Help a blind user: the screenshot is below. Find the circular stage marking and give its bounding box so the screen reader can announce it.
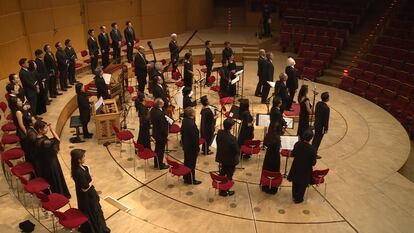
[254,207,261,212]
[167,184,175,189]
[278,209,286,214]
[229,203,237,208]
[186,191,193,196]
[303,210,310,215]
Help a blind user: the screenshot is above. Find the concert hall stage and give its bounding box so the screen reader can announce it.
[1,27,413,233]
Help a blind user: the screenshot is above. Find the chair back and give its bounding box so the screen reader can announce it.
[199,59,206,66]
[161,59,167,65]
[0,101,7,113]
[165,157,178,169]
[133,141,145,152]
[80,50,88,57]
[17,175,29,185]
[52,210,66,220]
[280,149,291,157]
[111,123,120,134]
[244,140,261,148]
[208,76,216,83]
[261,170,283,188]
[209,171,229,184]
[34,191,49,202]
[312,168,329,184]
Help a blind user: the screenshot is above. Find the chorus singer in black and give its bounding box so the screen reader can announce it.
[34,49,50,110]
[98,26,111,69]
[43,44,60,98]
[94,68,110,100]
[297,85,312,139]
[70,149,111,233]
[222,41,234,61]
[270,96,287,134]
[181,107,202,185]
[134,46,149,93]
[205,40,214,85]
[56,42,70,90]
[64,39,78,85]
[286,57,298,110]
[76,83,93,138]
[275,72,289,113]
[254,49,267,97]
[87,29,99,73]
[219,59,230,97]
[312,92,330,155]
[261,52,274,104]
[215,119,239,196]
[183,52,194,89]
[238,99,254,160]
[200,96,216,155]
[152,76,169,109]
[288,129,317,203]
[150,98,170,170]
[182,86,196,109]
[135,93,151,149]
[228,55,237,97]
[7,73,26,102]
[261,123,281,194]
[124,21,136,63]
[169,33,179,73]
[110,22,122,64]
[28,60,47,115]
[19,58,39,116]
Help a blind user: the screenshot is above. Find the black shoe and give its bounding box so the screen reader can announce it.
[192,180,202,185]
[242,154,251,160]
[219,191,228,197]
[316,155,322,159]
[61,88,67,91]
[51,95,57,98]
[294,199,304,204]
[67,85,72,88]
[227,190,235,196]
[157,163,169,170]
[84,133,93,138]
[56,93,63,95]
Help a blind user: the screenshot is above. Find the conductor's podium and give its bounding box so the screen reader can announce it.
[92,99,120,144]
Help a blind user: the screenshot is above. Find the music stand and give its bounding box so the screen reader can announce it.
[281,135,299,177]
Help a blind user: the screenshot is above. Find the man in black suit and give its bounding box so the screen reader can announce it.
[215,119,239,196]
[98,26,110,69]
[169,33,179,73]
[270,96,287,133]
[275,72,289,113]
[134,46,148,93]
[55,42,70,91]
[34,49,50,105]
[149,98,170,170]
[64,39,78,85]
[181,107,202,185]
[254,49,267,97]
[205,40,214,85]
[43,44,60,98]
[124,21,136,63]
[87,29,99,73]
[312,92,330,156]
[110,22,122,64]
[286,57,299,110]
[222,41,233,61]
[94,68,110,100]
[19,58,39,115]
[152,76,169,109]
[261,52,274,104]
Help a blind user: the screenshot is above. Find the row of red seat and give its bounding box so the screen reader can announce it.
[279,0,368,15]
[358,57,414,74]
[376,35,414,51]
[382,27,414,42]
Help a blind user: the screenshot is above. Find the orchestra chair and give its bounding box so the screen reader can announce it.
[306,168,330,202]
[133,141,158,178]
[1,146,25,184]
[35,191,70,221]
[144,99,154,108]
[208,171,235,204]
[0,115,16,134]
[281,149,291,177]
[1,133,20,149]
[199,59,207,75]
[172,70,182,81]
[0,102,16,133]
[260,170,283,193]
[165,156,192,186]
[240,140,261,169]
[199,138,207,154]
[80,50,90,64]
[18,175,50,216]
[111,123,134,158]
[51,209,88,233]
[10,162,34,200]
[208,76,220,93]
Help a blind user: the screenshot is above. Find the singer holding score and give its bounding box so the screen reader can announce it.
[297,85,312,139]
[312,92,330,158]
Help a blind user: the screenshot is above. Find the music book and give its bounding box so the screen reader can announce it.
[165,115,174,125]
[95,97,104,112]
[256,114,270,127]
[267,81,276,88]
[211,134,217,148]
[229,105,240,119]
[281,136,299,150]
[235,69,244,76]
[175,93,183,108]
[103,73,111,85]
[231,76,240,85]
[283,117,294,129]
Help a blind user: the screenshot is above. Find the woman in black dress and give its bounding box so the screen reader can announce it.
[182,86,196,109]
[76,83,93,138]
[183,52,194,89]
[34,120,71,198]
[297,85,312,139]
[228,54,237,97]
[70,149,111,233]
[28,60,47,115]
[238,99,254,160]
[261,123,281,194]
[219,59,230,97]
[135,93,151,149]
[200,96,216,155]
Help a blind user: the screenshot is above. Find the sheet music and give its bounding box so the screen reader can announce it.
[103,73,111,85]
[256,114,270,127]
[189,91,193,97]
[175,93,183,108]
[211,134,217,148]
[283,117,294,129]
[235,69,244,76]
[267,81,276,88]
[231,76,240,85]
[95,97,104,111]
[165,115,174,125]
[281,136,299,150]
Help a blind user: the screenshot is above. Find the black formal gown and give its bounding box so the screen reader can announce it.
[261,135,281,194]
[13,109,33,164]
[73,165,110,233]
[297,98,310,139]
[136,102,151,149]
[35,136,71,198]
[237,111,254,146]
[77,91,91,136]
[200,107,216,154]
[33,70,47,115]
[219,67,230,97]
[228,61,237,97]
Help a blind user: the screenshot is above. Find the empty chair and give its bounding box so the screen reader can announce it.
[383,66,396,79]
[389,59,403,69]
[357,60,370,70]
[133,141,157,176]
[365,54,378,64]
[376,56,390,66]
[298,42,312,56]
[362,71,376,82]
[398,83,414,99]
[240,140,261,169]
[311,44,324,55]
[368,63,383,74]
[317,52,331,67]
[302,67,318,81]
[330,37,344,50]
[374,75,389,87]
[352,80,369,97]
[304,34,317,44]
[307,169,330,201]
[293,33,304,52]
[394,70,409,83]
[390,49,408,60]
[52,209,88,232]
[377,89,397,110]
[406,51,414,64]
[387,79,401,92]
[403,63,414,73]
[165,156,192,184]
[303,51,316,65]
[322,46,337,57]
[112,123,134,153]
[295,57,305,74]
[349,68,363,79]
[339,76,355,92]
[318,35,330,46]
[280,32,290,52]
[401,102,414,125]
[365,84,383,103]
[311,60,324,76]
[389,95,410,117]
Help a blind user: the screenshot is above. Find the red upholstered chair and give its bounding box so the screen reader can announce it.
[365,84,383,103]
[311,59,324,76]
[293,33,304,52]
[361,71,376,83]
[280,149,291,177]
[199,59,207,74]
[80,50,90,63]
[349,68,363,79]
[368,63,383,74]
[280,32,290,52]
[209,76,220,93]
[9,162,34,193]
[35,192,70,212]
[298,42,311,57]
[172,71,181,80]
[52,209,88,232]
[169,123,181,139]
[175,79,184,88]
[301,67,318,81]
[317,52,331,67]
[373,75,389,87]
[133,141,157,177]
[383,66,396,79]
[389,95,409,118]
[209,171,234,198]
[303,51,316,65]
[318,35,330,46]
[311,44,324,55]
[112,123,134,156]
[339,76,355,92]
[357,60,370,70]
[165,156,192,184]
[351,80,369,97]
[331,37,344,50]
[399,83,414,99]
[18,175,50,208]
[377,89,397,110]
[322,46,337,58]
[401,102,414,125]
[387,79,401,92]
[376,56,390,66]
[365,53,378,64]
[394,70,409,83]
[220,97,233,106]
[390,59,403,69]
[144,100,154,108]
[240,140,261,169]
[306,168,330,201]
[260,170,283,191]
[199,138,207,154]
[1,134,20,147]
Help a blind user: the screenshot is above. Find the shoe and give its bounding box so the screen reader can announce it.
[67,85,72,88]
[294,199,304,204]
[51,95,57,98]
[316,155,322,159]
[157,163,169,170]
[56,93,63,95]
[261,100,269,104]
[192,180,202,185]
[84,133,93,138]
[255,94,262,97]
[242,154,251,160]
[219,191,228,197]
[61,88,67,91]
[227,190,235,196]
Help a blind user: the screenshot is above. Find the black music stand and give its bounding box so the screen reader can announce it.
[69,116,85,143]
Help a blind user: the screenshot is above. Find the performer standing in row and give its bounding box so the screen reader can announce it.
[76,83,93,138]
[169,33,179,73]
[150,98,169,170]
[270,96,287,134]
[275,72,289,113]
[94,68,110,100]
[87,29,99,73]
[182,86,196,109]
[152,76,169,109]
[286,57,298,111]
[297,85,311,139]
[34,49,50,106]
[124,21,136,63]
[254,49,267,97]
[200,96,216,155]
[43,44,60,98]
[135,46,149,93]
[222,41,233,61]
[28,60,47,115]
[135,93,151,149]
[215,119,238,196]
[219,59,230,97]
[19,58,38,116]
[312,92,330,156]
[64,39,78,85]
[261,123,281,194]
[7,74,25,102]
[238,99,254,160]
[261,52,274,104]
[204,40,214,86]
[288,129,317,204]
[183,52,194,89]
[110,22,122,64]
[228,55,237,97]
[181,107,202,185]
[56,42,70,91]
[98,26,111,69]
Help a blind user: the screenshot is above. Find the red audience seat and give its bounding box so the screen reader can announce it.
[399,83,414,99]
[311,60,324,76]
[312,44,324,55]
[293,33,304,51]
[374,75,389,87]
[317,52,331,67]
[366,54,378,64]
[362,71,376,82]
[350,68,363,79]
[395,70,409,83]
[280,32,290,52]
[357,60,370,70]
[389,95,410,117]
[352,79,369,97]
[319,36,330,46]
[377,89,397,110]
[376,56,390,66]
[365,84,383,103]
[302,67,318,81]
[322,46,337,57]
[403,63,414,73]
[303,51,316,65]
[383,66,396,79]
[388,79,402,92]
[369,63,383,73]
[339,76,355,91]
[389,59,403,69]
[298,42,311,56]
[331,37,344,50]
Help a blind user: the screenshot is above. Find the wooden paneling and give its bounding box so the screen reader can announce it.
[185,0,213,30]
